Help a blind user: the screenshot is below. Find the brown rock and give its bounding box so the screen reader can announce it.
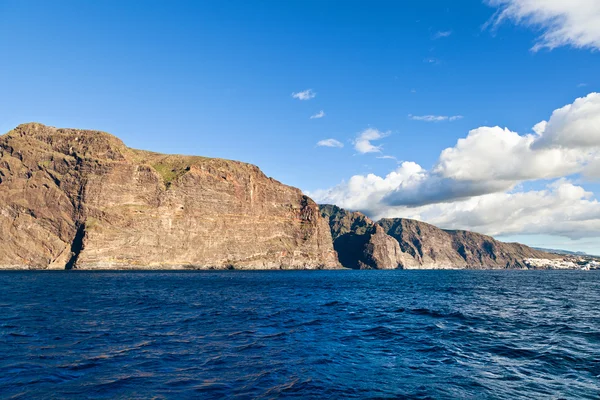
[321,204,560,269]
[377,218,559,269]
[320,204,407,269]
[360,225,413,270]
[0,123,339,270]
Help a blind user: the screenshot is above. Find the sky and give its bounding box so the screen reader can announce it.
[1,0,599,253]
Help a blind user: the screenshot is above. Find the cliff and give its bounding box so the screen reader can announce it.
[377,218,557,269]
[320,204,559,269]
[0,123,339,269]
[0,122,562,271]
[320,205,416,269]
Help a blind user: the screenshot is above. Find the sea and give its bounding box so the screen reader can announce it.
[1,270,599,399]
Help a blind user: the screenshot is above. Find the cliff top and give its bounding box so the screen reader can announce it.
[2,123,282,188]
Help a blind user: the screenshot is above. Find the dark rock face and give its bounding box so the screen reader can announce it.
[320,205,413,269]
[321,205,559,269]
[0,123,339,269]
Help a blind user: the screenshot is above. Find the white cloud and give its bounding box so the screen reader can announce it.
[435,126,585,182]
[532,92,600,149]
[316,139,343,148]
[310,110,325,119]
[310,162,427,214]
[353,128,390,154]
[291,89,316,100]
[312,176,600,240]
[435,93,600,182]
[409,114,463,122]
[311,92,600,240]
[487,0,600,51]
[311,161,510,212]
[433,30,453,39]
[414,180,600,239]
[584,157,600,178]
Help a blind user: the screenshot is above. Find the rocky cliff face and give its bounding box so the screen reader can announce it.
[0,123,339,269]
[377,218,556,269]
[321,204,559,269]
[0,123,561,271]
[320,205,417,269]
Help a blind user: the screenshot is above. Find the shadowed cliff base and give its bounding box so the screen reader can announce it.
[65,224,85,270]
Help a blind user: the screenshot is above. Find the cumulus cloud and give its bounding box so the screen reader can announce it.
[413,180,600,239]
[316,139,344,148]
[310,110,326,119]
[409,114,463,122]
[310,92,600,239]
[434,93,600,184]
[353,128,390,154]
[432,30,453,39]
[487,0,600,51]
[434,126,585,182]
[291,89,316,100]
[310,162,427,215]
[312,177,600,240]
[384,175,512,207]
[532,92,600,149]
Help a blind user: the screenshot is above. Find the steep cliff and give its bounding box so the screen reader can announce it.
[320,205,417,269]
[0,123,339,269]
[321,205,559,269]
[377,218,557,269]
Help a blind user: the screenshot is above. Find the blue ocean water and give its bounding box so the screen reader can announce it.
[1,270,599,399]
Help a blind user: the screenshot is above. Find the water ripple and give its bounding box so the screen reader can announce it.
[0,270,599,399]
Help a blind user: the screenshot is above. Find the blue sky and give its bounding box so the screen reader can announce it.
[1,1,599,253]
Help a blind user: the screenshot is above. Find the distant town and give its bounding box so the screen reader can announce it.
[525,255,600,270]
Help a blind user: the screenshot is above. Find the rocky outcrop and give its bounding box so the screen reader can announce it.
[321,205,560,269]
[320,205,416,269]
[0,123,339,269]
[377,218,557,269]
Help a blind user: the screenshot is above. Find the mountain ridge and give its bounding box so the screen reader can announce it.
[320,204,560,269]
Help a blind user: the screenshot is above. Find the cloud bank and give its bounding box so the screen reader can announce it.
[310,93,600,239]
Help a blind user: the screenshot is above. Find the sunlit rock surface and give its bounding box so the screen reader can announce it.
[0,123,339,269]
